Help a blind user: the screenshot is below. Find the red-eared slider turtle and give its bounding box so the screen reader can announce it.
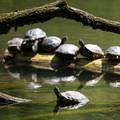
[23,28,47,52]
[54,87,89,105]
[79,40,104,59]
[55,44,79,60]
[39,36,67,53]
[105,46,120,61]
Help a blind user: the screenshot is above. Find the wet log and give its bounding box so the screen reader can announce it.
[0,92,31,105]
[0,0,120,34]
[83,58,120,75]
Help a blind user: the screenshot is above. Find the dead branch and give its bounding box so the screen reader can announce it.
[0,0,120,34]
[0,92,31,105]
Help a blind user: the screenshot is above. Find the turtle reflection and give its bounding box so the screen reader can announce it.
[54,102,88,113]
[76,70,104,89]
[104,73,120,88]
[4,64,77,88]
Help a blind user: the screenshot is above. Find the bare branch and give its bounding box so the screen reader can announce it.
[0,0,120,34]
[0,92,31,105]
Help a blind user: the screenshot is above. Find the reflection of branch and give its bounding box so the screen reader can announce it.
[0,0,120,34]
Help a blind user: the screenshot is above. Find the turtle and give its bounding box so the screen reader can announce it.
[25,28,46,41]
[54,87,89,105]
[79,40,104,59]
[55,44,79,60]
[23,28,47,53]
[105,46,120,61]
[7,37,24,51]
[3,37,24,62]
[39,36,68,53]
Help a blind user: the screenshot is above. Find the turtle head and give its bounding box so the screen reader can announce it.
[79,39,85,48]
[61,36,68,44]
[54,87,61,98]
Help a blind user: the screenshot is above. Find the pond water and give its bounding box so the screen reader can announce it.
[0,0,120,120]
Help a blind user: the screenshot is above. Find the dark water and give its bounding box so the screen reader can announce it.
[0,0,120,120]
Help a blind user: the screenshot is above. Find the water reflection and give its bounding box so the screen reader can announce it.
[4,62,120,89]
[54,103,87,113]
[76,70,104,89]
[104,73,120,88]
[4,63,77,89]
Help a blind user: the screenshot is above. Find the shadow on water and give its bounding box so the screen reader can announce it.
[76,70,104,89]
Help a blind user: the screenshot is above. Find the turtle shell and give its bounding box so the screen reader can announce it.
[8,37,24,50]
[56,44,79,55]
[55,44,79,59]
[106,46,120,56]
[61,91,89,103]
[80,43,104,59]
[85,44,104,55]
[105,46,120,60]
[25,28,46,41]
[42,36,62,48]
[40,36,62,52]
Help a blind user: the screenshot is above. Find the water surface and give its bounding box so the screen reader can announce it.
[0,0,120,120]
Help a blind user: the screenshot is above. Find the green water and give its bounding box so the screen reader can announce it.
[0,0,120,120]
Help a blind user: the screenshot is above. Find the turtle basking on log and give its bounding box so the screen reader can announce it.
[25,28,46,41]
[105,46,120,61]
[39,36,67,53]
[22,28,47,53]
[79,40,104,60]
[3,37,24,62]
[55,44,80,60]
[7,37,24,52]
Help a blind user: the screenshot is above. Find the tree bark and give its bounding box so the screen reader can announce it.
[0,0,120,34]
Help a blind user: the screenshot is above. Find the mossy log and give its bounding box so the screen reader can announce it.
[0,0,120,34]
[0,92,31,105]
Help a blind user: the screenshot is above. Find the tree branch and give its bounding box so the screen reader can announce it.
[0,0,120,34]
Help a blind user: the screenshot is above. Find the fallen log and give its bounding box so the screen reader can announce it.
[3,53,120,75]
[0,92,31,105]
[0,0,120,34]
[31,54,120,75]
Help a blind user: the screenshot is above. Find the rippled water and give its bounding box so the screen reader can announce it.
[0,0,120,120]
